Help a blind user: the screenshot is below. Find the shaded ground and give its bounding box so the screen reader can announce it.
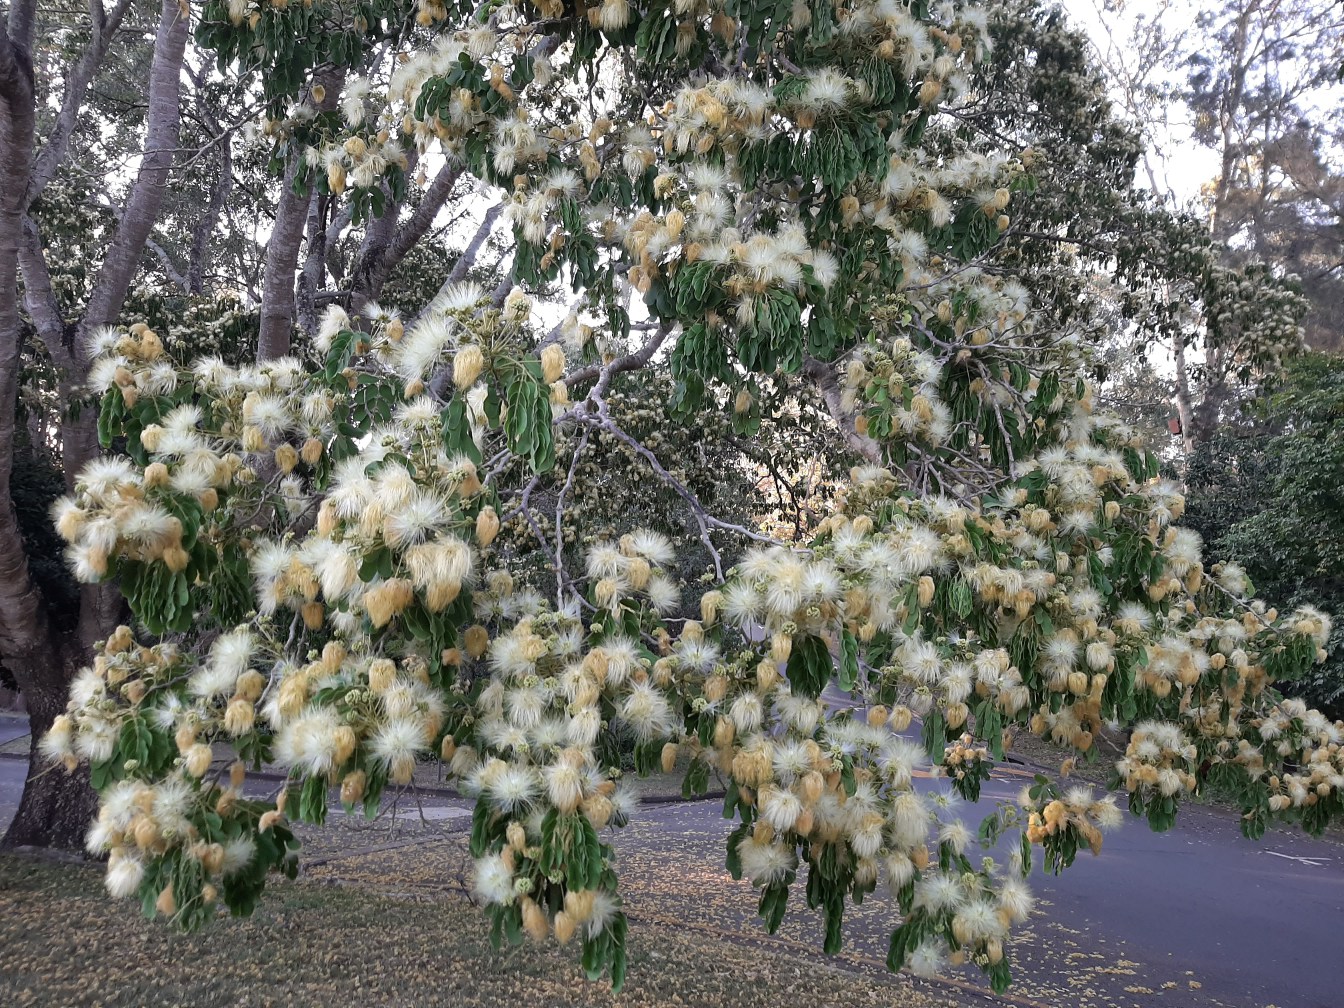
[3,710,1341,1008]
[0,850,968,1008]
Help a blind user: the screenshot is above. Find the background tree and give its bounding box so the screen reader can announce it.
[1183,351,1344,716]
[1072,0,1344,445]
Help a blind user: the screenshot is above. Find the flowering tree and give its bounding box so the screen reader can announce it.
[31,0,1342,996]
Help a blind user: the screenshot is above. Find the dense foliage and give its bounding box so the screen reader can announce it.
[27,0,1342,998]
[1184,353,1344,717]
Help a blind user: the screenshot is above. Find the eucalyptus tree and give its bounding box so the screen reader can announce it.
[1068,0,1344,444]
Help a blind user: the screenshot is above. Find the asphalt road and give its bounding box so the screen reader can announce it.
[610,782,1342,1008]
[1,739,1339,1008]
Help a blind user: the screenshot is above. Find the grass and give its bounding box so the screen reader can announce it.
[0,853,971,1008]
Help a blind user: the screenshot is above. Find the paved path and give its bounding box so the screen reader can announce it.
[1,752,1338,1008]
[0,714,29,747]
[611,784,1342,1008]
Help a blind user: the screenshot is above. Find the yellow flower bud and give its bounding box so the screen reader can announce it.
[274,443,299,473]
[476,506,500,547]
[465,625,489,659]
[540,343,566,384]
[184,743,213,778]
[454,344,485,389]
[154,884,176,917]
[340,769,367,805]
[143,462,170,489]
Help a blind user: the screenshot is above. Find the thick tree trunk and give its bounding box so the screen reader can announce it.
[2,647,96,852]
[1,0,187,850]
[257,154,313,359]
[0,2,95,851]
[257,66,343,360]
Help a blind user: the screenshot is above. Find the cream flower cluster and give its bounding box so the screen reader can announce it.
[1247,697,1344,812]
[673,612,1042,974]
[842,337,951,446]
[40,633,286,915]
[1022,784,1124,853]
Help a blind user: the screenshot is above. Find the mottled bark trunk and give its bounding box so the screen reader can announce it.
[257,66,343,360]
[257,155,313,359]
[77,0,188,341]
[1172,335,1197,456]
[2,646,97,852]
[0,2,95,851]
[295,191,328,337]
[2,0,186,849]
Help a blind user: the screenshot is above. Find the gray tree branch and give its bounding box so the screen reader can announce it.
[25,0,135,208]
[257,65,343,360]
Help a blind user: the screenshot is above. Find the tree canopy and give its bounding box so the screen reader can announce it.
[2,0,1341,998]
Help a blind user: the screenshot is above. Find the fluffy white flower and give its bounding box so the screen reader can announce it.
[105,854,145,899]
[737,835,796,885]
[274,707,344,775]
[471,853,515,905]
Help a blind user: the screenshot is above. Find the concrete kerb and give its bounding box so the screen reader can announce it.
[239,765,727,805]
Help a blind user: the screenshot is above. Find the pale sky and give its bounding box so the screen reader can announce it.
[1057,0,1223,207]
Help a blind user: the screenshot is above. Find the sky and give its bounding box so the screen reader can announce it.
[1056,0,1223,206]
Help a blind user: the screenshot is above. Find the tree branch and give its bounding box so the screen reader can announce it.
[801,356,881,463]
[258,65,344,360]
[188,125,232,295]
[146,235,189,292]
[77,0,189,339]
[348,157,467,311]
[25,0,135,208]
[17,216,72,372]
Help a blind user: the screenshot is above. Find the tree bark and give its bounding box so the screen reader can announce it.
[1172,335,1197,456]
[188,131,233,295]
[348,158,463,311]
[77,0,188,342]
[257,66,343,360]
[0,2,97,852]
[1,0,188,850]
